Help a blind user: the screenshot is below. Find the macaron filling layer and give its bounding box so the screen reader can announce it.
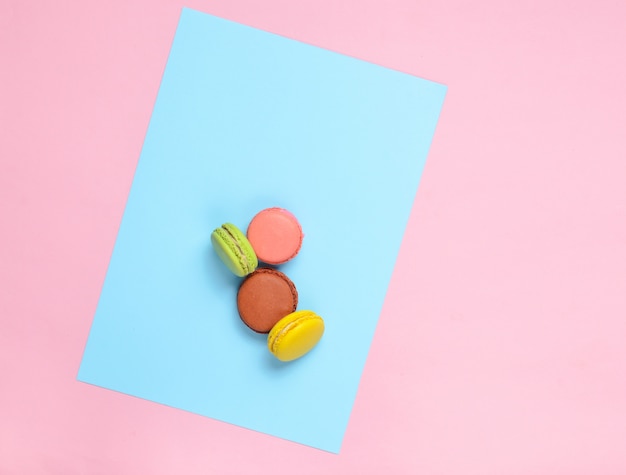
[221,224,252,274]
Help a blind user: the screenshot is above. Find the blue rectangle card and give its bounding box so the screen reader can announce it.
[78,8,446,453]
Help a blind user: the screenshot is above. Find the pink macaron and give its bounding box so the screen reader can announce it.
[247,208,303,265]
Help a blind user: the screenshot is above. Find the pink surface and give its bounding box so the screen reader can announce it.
[1,0,625,473]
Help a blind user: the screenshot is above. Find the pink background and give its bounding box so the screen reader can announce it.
[2,0,625,473]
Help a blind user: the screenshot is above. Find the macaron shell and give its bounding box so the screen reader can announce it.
[237,268,298,333]
[247,208,303,265]
[268,310,325,362]
[211,224,258,277]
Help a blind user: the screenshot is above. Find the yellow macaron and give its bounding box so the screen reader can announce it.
[267,310,324,362]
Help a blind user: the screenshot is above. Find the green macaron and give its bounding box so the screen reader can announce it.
[211,223,258,277]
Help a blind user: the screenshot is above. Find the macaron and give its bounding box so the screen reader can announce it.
[247,207,303,265]
[211,223,258,277]
[237,268,298,333]
[267,310,325,362]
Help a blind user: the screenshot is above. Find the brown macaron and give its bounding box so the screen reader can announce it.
[237,268,298,333]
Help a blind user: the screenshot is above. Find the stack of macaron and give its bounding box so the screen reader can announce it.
[211,207,324,362]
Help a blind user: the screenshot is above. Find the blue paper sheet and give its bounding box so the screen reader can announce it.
[78,8,446,453]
